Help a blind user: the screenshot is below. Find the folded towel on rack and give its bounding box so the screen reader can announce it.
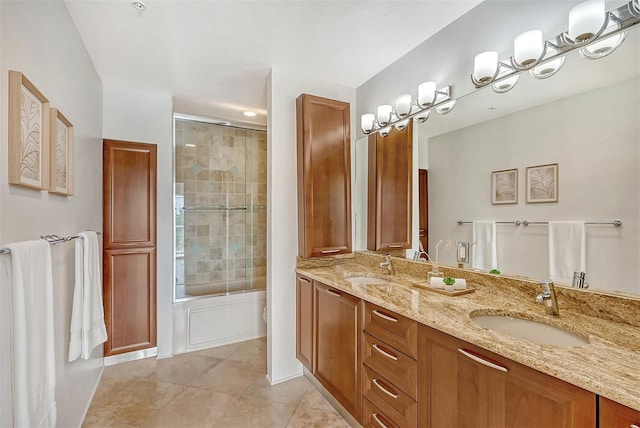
[5,240,57,428]
[548,221,586,284]
[69,231,108,361]
[472,221,497,271]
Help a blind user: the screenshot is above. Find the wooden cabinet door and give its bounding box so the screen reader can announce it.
[314,281,361,421]
[599,397,640,428]
[296,94,352,257]
[418,169,428,252]
[103,140,157,356]
[419,325,596,428]
[367,122,413,251]
[296,274,313,370]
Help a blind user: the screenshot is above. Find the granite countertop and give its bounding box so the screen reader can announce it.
[296,253,640,411]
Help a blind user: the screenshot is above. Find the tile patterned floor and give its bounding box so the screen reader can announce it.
[83,338,350,428]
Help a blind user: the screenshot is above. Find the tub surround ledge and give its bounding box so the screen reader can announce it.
[296,252,640,411]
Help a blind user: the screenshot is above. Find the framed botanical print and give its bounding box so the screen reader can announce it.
[526,163,559,203]
[49,108,74,196]
[8,70,50,190]
[491,168,518,204]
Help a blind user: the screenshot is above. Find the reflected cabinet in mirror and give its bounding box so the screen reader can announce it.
[354,27,639,297]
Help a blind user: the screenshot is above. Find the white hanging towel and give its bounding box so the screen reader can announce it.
[472,221,497,271]
[69,231,107,361]
[5,240,57,428]
[548,221,586,284]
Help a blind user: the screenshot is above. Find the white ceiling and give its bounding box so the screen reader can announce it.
[64,0,482,126]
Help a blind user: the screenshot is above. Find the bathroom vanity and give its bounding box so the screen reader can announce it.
[296,252,640,427]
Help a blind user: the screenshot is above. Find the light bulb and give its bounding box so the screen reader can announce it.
[417,82,437,108]
[395,94,412,118]
[514,30,544,66]
[568,0,605,42]
[473,51,499,84]
[361,113,375,134]
[376,105,392,127]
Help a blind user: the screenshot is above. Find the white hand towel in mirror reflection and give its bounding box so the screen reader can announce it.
[472,221,497,271]
[548,221,586,284]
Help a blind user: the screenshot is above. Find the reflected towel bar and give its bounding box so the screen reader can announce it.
[0,231,102,255]
[521,220,622,227]
[457,220,522,225]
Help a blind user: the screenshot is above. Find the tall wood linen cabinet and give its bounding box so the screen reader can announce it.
[103,139,157,356]
[296,94,352,257]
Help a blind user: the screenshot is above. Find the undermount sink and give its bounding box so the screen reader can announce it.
[345,275,390,285]
[471,314,589,347]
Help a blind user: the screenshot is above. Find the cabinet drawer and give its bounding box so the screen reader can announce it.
[363,365,417,428]
[364,302,417,359]
[363,398,400,428]
[363,332,417,399]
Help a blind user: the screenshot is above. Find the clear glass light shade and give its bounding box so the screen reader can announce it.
[435,100,456,115]
[361,113,375,134]
[395,94,412,118]
[473,51,499,83]
[379,126,392,137]
[376,105,393,127]
[530,55,566,79]
[414,110,431,124]
[492,74,520,93]
[514,30,544,66]
[417,82,437,108]
[568,0,605,42]
[394,119,410,131]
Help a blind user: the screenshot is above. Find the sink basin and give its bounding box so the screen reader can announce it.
[345,276,389,285]
[471,314,589,347]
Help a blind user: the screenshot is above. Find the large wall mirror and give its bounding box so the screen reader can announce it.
[354,23,639,297]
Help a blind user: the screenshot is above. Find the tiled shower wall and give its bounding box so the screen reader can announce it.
[175,119,267,287]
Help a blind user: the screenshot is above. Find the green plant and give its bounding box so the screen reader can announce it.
[443,277,456,286]
[489,269,501,275]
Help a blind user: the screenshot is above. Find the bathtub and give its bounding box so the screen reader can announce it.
[176,277,266,300]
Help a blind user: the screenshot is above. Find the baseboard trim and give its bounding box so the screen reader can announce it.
[104,347,158,366]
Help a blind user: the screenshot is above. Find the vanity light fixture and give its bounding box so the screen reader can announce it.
[472,51,499,86]
[376,104,393,127]
[361,84,452,136]
[512,30,546,69]
[567,0,606,42]
[395,94,412,118]
[472,0,639,89]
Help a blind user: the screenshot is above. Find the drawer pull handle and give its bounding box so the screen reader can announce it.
[458,348,508,372]
[372,378,399,399]
[321,249,340,254]
[373,343,398,361]
[372,413,389,428]
[372,309,398,323]
[630,425,639,428]
[299,277,310,283]
[388,244,403,248]
[326,289,341,298]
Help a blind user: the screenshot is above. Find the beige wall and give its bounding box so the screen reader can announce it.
[0,1,104,426]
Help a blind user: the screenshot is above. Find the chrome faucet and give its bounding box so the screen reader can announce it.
[380,255,395,275]
[536,281,560,315]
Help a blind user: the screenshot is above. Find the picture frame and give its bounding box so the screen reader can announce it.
[8,70,50,190]
[49,108,74,195]
[526,163,559,203]
[491,168,518,204]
